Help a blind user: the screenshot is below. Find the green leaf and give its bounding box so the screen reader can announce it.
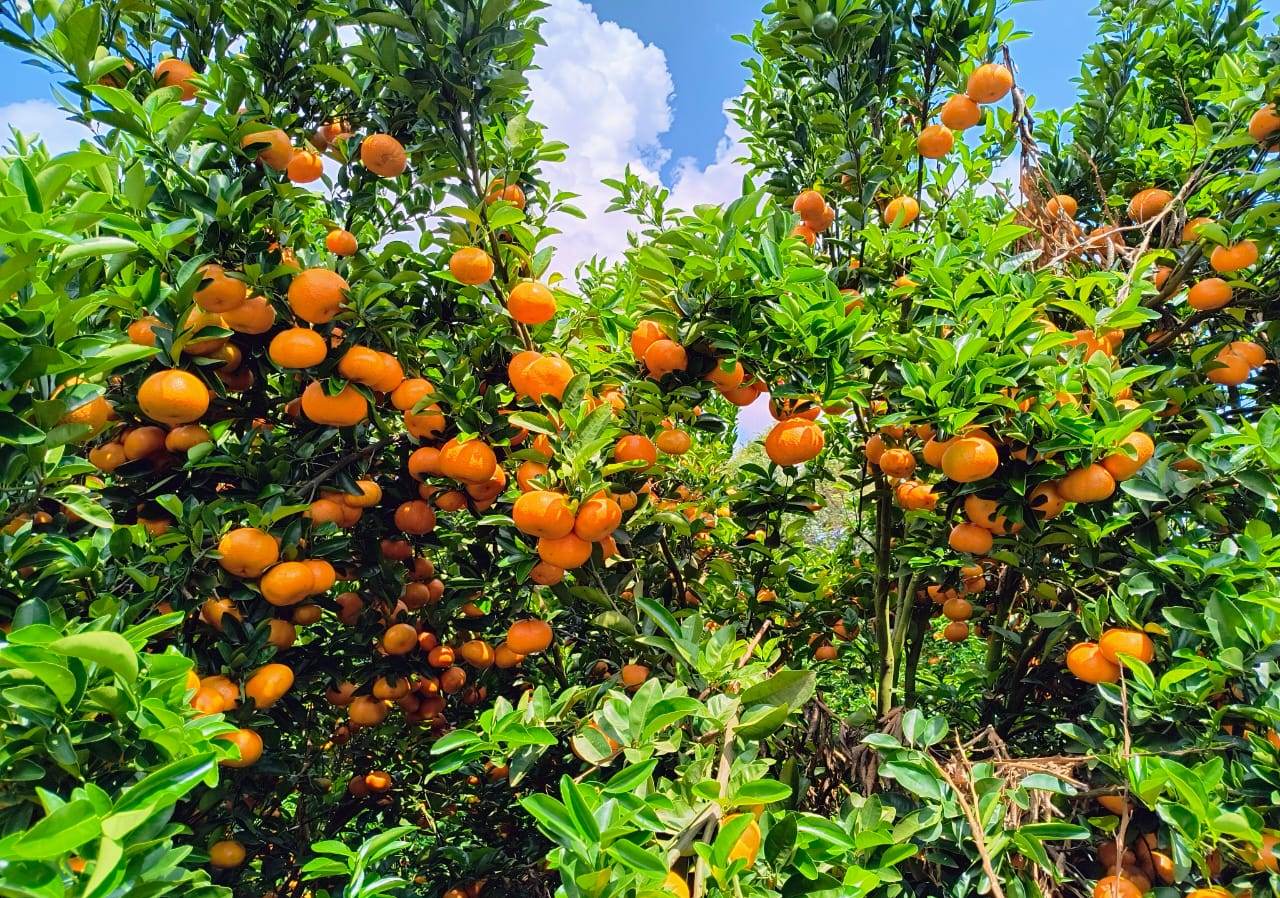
[733,779,793,805]
[0,799,100,859]
[48,631,138,681]
[57,237,138,263]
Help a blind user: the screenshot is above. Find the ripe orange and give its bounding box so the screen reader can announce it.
[300,381,368,427]
[948,522,993,555]
[360,133,407,176]
[966,63,1013,103]
[405,404,446,439]
[245,663,294,708]
[941,437,998,482]
[241,128,293,170]
[878,447,916,478]
[449,247,494,285]
[122,426,166,460]
[943,621,970,642]
[1128,187,1173,222]
[407,446,443,480]
[963,495,1009,534]
[343,480,382,508]
[89,442,127,472]
[1058,464,1116,503]
[1098,628,1155,665]
[1249,831,1279,872]
[630,319,667,360]
[394,500,436,535]
[939,93,981,130]
[260,562,315,606]
[664,872,690,898]
[218,727,263,767]
[218,296,274,335]
[287,149,324,183]
[486,180,527,208]
[288,269,348,323]
[302,558,336,592]
[943,597,973,621]
[917,124,954,158]
[1066,642,1121,684]
[614,434,658,470]
[723,814,762,866]
[1028,482,1065,520]
[459,640,495,668]
[530,561,563,586]
[510,351,574,400]
[538,533,593,569]
[209,839,246,869]
[391,378,435,411]
[438,437,498,485]
[792,189,825,220]
[382,623,418,655]
[1187,277,1232,311]
[1248,104,1280,143]
[269,328,327,368]
[764,418,825,466]
[643,339,688,378]
[620,663,649,689]
[1207,348,1250,386]
[1209,240,1258,273]
[349,695,389,727]
[883,195,919,227]
[1092,876,1141,898]
[1046,194,1078,218]
[574,495,622,542]
[704,359,745,391]
[126,315,162,346]
[154,58,198,100]
[325,228,358,256]
[512,490,575,539]
[655,428,692,455]
[217,527,278,578]
[200,597,241,631]
[507,281,557,325]
[1101,431,1155,481]
[194,264,247,313]
[138,369,210,425]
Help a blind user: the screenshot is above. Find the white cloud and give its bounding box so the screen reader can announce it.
[0,99,92,155]
[529,0,748,274]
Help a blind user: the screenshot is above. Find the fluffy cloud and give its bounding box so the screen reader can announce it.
[0,99,92,155]
[529,0,748,273]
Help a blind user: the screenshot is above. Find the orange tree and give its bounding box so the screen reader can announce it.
[2,0,1280,897]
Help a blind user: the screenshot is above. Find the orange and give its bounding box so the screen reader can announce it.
[360,133,407,177]
[664,872,690,898]
[630,319,668,360]
[364,770,392,792]
[245,663,294,708]
[643,339,688,378]
[122,426,166,460]
[814,644,837,661]
[943,621,970,642]
[221,295,276,334]
[538,533,592,569]
[300,381,368,427]
[792,190,825,220]
[1058,464,1116,503]
[512,490,575,539]
[515,461,547,492]
[391,378,436,411]
[1207,348,1249,386]
[655,428,692,455]
[240,128,293,170]
[260,562,315,606]
[394,500,437,535]
[438,437,497,484]
[194,264,247,312]
[337,346,386,385]
[1092,877,1141,898]
[722,814,762,866]
[620,663,649,689]
[1187,277,1232,311]
[530,562,563,586]
[1226,340,1266,369]
[878,447,916,478]
[917,124,954,159]
[127,315,162,346]
[1128,188,1173,222]
[764,418,825,466]
[615,434,658,469]
[948,523,993,555]
[449,246,494,285]
[508,281,557,325]
[303,558,336,592]
[941,437,998,482]
[89,442,127,472]
[325,681,357,706]
[883,195,919,227]
[288,269,348,323]
[407,446,442,479]
[439,666,467,694]
[963,495,1009,534]
[574,495,622,542]
[287,149,324,183]
[459,640,495,668]
[1028,482,1065,520]
[943,597,973,621]
[511,352,573,400]
[486,180,526,208]
[200,597,241,631]
[217,527,278,578]
[1182,216,1214,241]
[269,328,327,368]
[1249,831,1279,872]
[138,369,210,425]
[1209,240,1258,273]
[1045,194,1078,218]
[218,727,263,767]
[1098,628,1155,665]
[343,480,382,507]
[966,63,1013,103]
[267,618,296,648]
[404,404,446,439]
[209,839,246,869]
[153,58,198,100]
[1101,431,1155,481]
[325,228,358,256]
[939,94,981,130]
[349,694,389,726]
[1248,104,1280,143]
[179,309,227,356]
[922,436,953,468]
[382,623,418,655]
[1066,642,1121,684]
[704,359,745,391]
